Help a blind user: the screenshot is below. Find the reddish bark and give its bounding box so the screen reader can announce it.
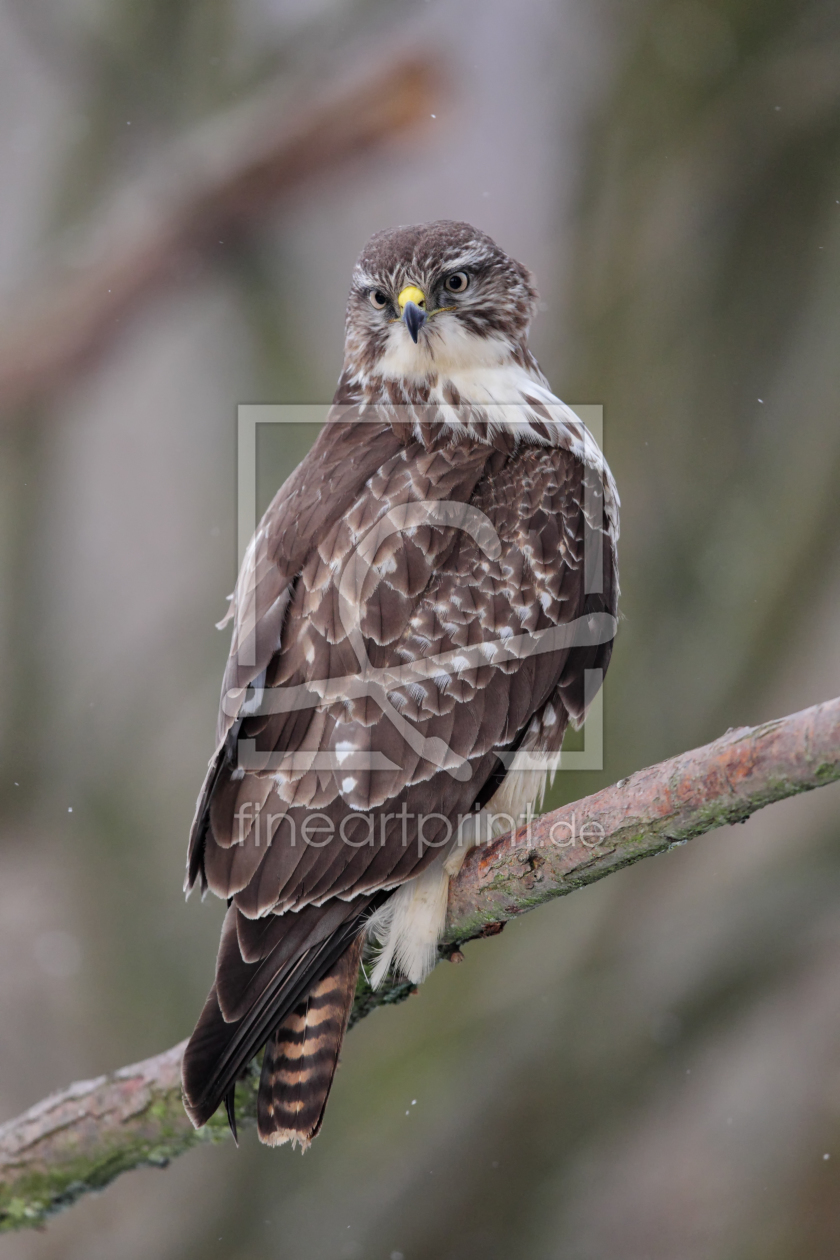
[1,696,838,1231]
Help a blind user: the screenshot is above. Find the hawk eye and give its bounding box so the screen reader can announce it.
[368,289,389,310]
[444,271,470,293]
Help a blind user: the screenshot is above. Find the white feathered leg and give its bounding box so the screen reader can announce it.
[365,747,553,989]
[366,859,451,988]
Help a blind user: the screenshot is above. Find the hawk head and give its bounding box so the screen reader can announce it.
[343,220,539,386]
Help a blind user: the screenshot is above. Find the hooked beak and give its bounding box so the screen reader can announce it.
[403,301,426,344]
[398,284,427,344]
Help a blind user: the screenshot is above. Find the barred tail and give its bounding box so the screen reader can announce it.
[257,935,362,1148]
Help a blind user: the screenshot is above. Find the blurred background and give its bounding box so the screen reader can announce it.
[1,0,839,1256]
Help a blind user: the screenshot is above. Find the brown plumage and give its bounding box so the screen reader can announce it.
[182,220,620,1146]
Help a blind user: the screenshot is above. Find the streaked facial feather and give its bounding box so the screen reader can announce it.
[343,220,539,389]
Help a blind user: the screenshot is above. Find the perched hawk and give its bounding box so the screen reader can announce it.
[182,220,619,1148]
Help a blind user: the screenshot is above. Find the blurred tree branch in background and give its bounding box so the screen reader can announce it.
[1,695,837,1234]
[562,4,840,766]
[0,56,435,415]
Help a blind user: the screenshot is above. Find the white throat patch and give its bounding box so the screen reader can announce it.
[365,316,620,543]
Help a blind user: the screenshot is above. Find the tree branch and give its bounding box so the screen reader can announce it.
[1,696,837,1231]
[0,57,436,414]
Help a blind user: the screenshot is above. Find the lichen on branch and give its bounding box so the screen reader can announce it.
[1,696,838,1232]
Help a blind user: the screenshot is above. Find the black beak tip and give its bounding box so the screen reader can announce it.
[403,301,426,344]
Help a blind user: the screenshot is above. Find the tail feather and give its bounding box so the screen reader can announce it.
[257,935,363,1148]
[224,1086,239,1146]
[182,900,373,1132]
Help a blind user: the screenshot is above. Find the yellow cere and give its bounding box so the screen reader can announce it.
[397,285,426,311]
